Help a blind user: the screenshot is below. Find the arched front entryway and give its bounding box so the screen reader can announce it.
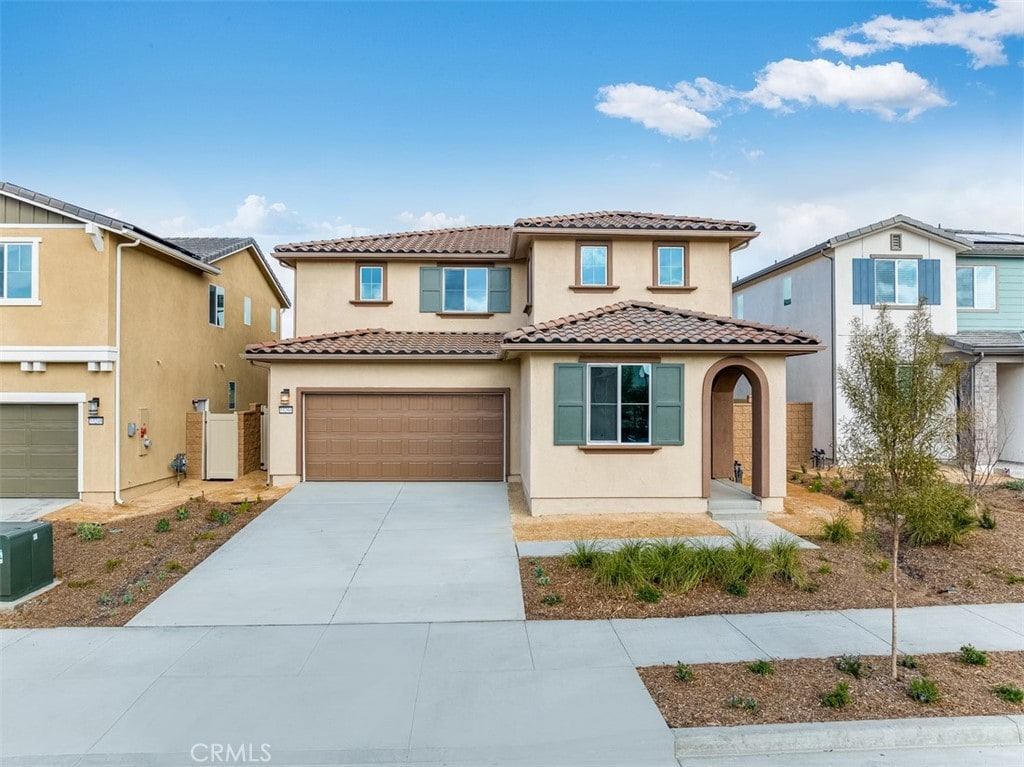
[702,357,770,499]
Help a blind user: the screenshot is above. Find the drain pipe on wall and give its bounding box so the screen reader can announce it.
[114,238,141,505]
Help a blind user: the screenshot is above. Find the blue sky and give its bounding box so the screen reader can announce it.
[3,1,1022,310]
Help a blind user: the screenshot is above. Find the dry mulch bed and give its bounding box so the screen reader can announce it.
[0,496,275,628]
[640,651,1024,727]
[522,486,1024,620]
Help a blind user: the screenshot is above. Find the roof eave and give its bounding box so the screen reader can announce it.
[513,226,757,248]
[500,342,823,355]
[243,352,502,361]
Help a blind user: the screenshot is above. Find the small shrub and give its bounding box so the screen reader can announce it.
[800,464,806,474]
[898,655,919,670]
[540,592,562,605]
[790,472,800,481]
[726,581,749,597]
[76,522,105,541]
[142,538,154,548]
[155,518,170,533]
[904,479,976,547]
[958,645,989,666]
[642,538,692,589]
[565,540,604,569]
[965,579,975,589]
[175,506,189,521]
[1007,574,1024,585]
[726,695,759,713]
[1001,479,1024,491]
[105,558,124,573]
[134,579,149,592]
[747,659,774,676]
[166,559,182,571]
[829,477,843,491]
[978,507,997,530]
[216,511,231,525]
[821,515,855,545]
[766,537,804,584]
[809,478,824,493]
[822,681,851,709]
[533,566,545,578]
[673,662,694,682]
[255,493,263,503]
[817,564,832,575]
[67,579,96,589]
[536,575,551,586]
[237,501,252,513]
[193,532,214,541]
[122,593,135,605]
[98,592,112,606]
[156,571,167,581]
[993,684,1024,704]
[837,654,863,679]
[909,677,939,703]
[726,536,766,584]
[872,558,890,573]
[593,541,647,588]
[635,584,662,604]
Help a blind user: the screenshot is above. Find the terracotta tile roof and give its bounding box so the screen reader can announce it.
[275,226,512,255]
[246,328,504,357]
[514,211,756,233]
[503,301,820,347]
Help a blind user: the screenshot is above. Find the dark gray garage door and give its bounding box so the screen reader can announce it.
[0,404,78,497]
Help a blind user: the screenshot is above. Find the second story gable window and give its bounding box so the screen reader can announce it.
[874,258,918,305]
[956,265,996,310]
[1,240,40,304]
[656,246,685,286]
[782,276,792,306]
[209,284,225,327]
[270,307,278,333]
[243,296,252,325]
[443,267,488,312]
[359,265,385,301]
[577,243,610,286]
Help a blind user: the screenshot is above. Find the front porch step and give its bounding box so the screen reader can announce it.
[707,479,765,521]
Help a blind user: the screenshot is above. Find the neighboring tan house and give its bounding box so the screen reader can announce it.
[0,182,291,503]
[732,215,1024,465]
[247,212,821,515]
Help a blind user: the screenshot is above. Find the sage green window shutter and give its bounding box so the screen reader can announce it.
[488,267,511,313]
[420,267,442,312]
[553,363,586,445]
[651,363,684,445]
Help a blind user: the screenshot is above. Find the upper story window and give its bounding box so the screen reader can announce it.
[243,296,252,325]
[578,243,610,286]
[227,380,237,411]
[1,240,40,304]
[209,284,225,327]
[656,246,685,286]
[270,307,278,333]
[956,265,996,310]
[443,267,488,312]
[782,276,793,306]
[358,264,385,301]
[874,258,918,305]
[735,293,744,319]
[588,364,651,444]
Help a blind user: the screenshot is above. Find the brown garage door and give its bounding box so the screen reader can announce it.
[304,393,504,481]
[0,404,78,497]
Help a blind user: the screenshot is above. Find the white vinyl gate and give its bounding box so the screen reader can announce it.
[205,412,238,480]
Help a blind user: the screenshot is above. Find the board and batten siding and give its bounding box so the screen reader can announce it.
[956,257,1024,331]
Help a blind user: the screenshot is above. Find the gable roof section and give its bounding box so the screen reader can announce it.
[940,229,1024,258]
[168,236,291,307]
[514,211,756,233]
[733,214,973,290]
[274,226,512,258]
[946,331,1024,355]
[245,328,504,359]
[503,300,820,349]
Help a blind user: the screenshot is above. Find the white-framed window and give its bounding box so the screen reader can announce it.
[0,239,40,304]
[735,293,744,320]
[209,284,225,327]
[443,267,488,312]
[956,265,997,310]
[657,246,685,286]
[782,276,792,306]
[359,265,384,301]
[874,259,918,305]
[579,244,609,286]
[227,381,237,411]
[270,307,278,333]
[587,364,651,444]
[243,296,252,325]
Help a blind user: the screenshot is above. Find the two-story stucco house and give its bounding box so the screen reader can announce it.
[247,212,821,515]
[732,215,1024,466]
[0,183,291,503]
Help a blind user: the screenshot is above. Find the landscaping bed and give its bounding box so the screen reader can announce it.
[639,650,1024,727]
[522,485,1024,619]
[0,496,274,628]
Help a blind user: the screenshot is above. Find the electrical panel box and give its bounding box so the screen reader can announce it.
[0,521,54,601]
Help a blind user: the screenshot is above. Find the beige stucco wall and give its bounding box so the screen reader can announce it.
[529,237,734,323]
[293,260,529,337]
[522,353,788,515]
[265,359,521,485]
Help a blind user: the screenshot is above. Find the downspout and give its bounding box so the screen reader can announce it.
[114,238,141,504]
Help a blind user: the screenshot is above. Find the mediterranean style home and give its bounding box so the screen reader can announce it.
[733,215,1024,466]
[0,182,290,503]
[247,212,821,515]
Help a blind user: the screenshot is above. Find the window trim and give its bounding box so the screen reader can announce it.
[650,243,693,292]
[956,263,999,312]
[872,256,919,307]
[585,363,652,446]
[573,241,617,291]
[351,262,391,305]
[0,238,41,305]
[243,296,252,326]
[209,284,225,327]
[441,266,489,313]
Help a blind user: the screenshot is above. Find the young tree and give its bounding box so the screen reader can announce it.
[837,304,964,679]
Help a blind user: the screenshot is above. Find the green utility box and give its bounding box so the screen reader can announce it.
[0,521,54,601]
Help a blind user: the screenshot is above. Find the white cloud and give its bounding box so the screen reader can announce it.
[745,59,949,120]
[595,82,719,140]
[742,148,765,160]
[185,194,369,241]
[817,0,1024,69]
[397,211,469,229]
[771,202,852,257]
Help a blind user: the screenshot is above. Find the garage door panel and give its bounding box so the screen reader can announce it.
[304,393,504,481]
[0,404,78,497]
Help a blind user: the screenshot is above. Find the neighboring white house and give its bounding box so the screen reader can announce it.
[732,215,1023,466]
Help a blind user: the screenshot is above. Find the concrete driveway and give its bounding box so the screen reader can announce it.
[129,481,525,626]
